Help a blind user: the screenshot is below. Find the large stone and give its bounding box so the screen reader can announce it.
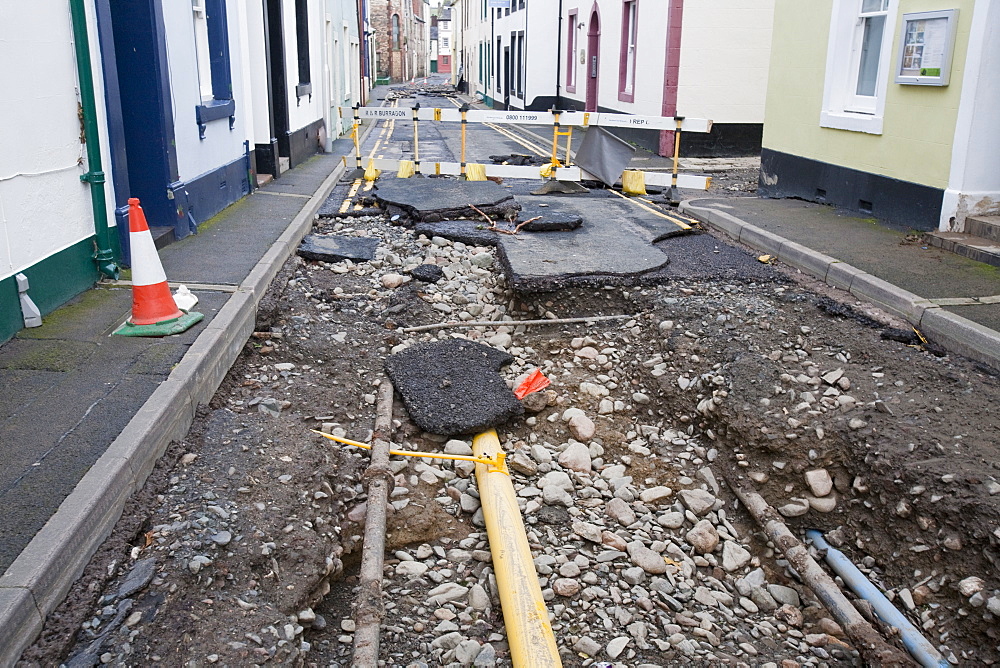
[427,583,470,606]
[805,469,833,497]
[572,521,604,543]
[384,340,523,435]
[297,234,379,263]
[552,578,581,597]
[539,470,574,492]
[678,489,716,516]
[559,441,592,473]
[396,561,429,577]
[606,636,631,660]
[686,520,719,554]
[639,486,672,504]
[455,640,483,665]
[568,414,596,441]
[606,497,637,526]
[721,541,752,572]
[627,541,667,574]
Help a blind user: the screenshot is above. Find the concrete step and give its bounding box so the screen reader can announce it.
[966,215,1000,243]
[926,230,1000,267]
[149,226,176,251]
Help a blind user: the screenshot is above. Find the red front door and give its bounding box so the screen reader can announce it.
[586,11,600,111]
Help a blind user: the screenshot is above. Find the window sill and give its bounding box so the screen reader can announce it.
[618,91,635,104]
[820,110,883,135]
[566,84,576,94]
[195,98,236,139]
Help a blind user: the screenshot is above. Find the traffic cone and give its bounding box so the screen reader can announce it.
[113,198,203,337]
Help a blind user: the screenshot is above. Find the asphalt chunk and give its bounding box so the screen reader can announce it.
[384,340,524,436]
[297,235,379,263]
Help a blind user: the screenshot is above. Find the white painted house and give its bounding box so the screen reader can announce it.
[1,0,369,344]
[450,0,775,157]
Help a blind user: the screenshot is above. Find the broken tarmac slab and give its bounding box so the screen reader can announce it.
[374,178,519,223]
[297,235,379,263]
[496,216,670,292]
[384,340,524,436]
[414,220,500,247]
[516,198,583,231]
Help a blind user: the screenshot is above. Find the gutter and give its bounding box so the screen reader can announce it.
[69,0,120,280]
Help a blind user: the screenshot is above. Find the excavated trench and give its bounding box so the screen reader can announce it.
[35,206,1000,667]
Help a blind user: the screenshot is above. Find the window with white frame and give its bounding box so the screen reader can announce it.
[193,0,213,99]
[619,0,637,102]
[821,0,897,134]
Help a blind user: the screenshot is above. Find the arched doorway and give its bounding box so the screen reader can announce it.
[586,9,600,111]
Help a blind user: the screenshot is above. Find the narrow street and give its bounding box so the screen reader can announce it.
[21,101,1000,667]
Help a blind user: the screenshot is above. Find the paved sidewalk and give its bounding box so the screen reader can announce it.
[0,84,389,663]
[682,197,1000,369]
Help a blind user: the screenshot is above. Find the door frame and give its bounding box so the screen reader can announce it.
[586,7,601,112]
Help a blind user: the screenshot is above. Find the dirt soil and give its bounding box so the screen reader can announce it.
[19,173,1000,667]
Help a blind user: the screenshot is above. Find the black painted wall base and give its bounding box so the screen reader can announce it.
[524,96,762,157]
[255,138,280,178]
[759,148,943,231]
[287,118,325,169]
[170,155,252,231]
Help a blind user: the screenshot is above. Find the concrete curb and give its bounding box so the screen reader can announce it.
[680,199,1000,371]
[0,119,378,664]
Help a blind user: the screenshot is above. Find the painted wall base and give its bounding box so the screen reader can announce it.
[0,238,99,343]
[170,154,252,233]
[759,148,943,231]
[288,118,325,170]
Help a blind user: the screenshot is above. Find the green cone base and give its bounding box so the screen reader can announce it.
[113,311,204,337]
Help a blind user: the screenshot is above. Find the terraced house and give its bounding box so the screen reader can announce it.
[0,0,370,343]
[760,0,1000,235]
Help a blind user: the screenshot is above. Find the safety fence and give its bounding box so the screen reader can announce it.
[338,104,714,194]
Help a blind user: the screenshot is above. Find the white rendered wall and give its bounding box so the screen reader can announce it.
[677,0,774,123]
[285,0,326,134]
[163,0,251,184]
[237,0,267,148]
[0,1,117,281]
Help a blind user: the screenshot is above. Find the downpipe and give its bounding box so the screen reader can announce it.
[806,530,949,668]
[473,430,561,667]
[70,0,121,280]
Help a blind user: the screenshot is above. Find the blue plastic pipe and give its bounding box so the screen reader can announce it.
[806,530,950,668]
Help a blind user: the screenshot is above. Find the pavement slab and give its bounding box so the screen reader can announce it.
[384,340,524,436]
[297,234,380,263]
[374,178,518,222]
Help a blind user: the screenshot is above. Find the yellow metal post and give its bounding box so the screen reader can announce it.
[669,116,684,202]
[411,104,421,175]
[550,111,562,167]
[564,126,574,167]
[473,430,561,667]
[353,104,362,171]
[460,104,469,177]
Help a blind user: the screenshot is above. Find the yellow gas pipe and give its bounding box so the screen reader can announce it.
[473,429,561,667]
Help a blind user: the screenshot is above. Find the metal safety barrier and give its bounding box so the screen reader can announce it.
[338,103,713,192]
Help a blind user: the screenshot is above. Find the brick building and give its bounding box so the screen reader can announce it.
[371,0,427,82]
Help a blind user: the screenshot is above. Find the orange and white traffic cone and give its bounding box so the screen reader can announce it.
[113,198,203,337]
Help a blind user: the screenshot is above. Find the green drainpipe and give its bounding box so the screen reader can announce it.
[69,0,120,279]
